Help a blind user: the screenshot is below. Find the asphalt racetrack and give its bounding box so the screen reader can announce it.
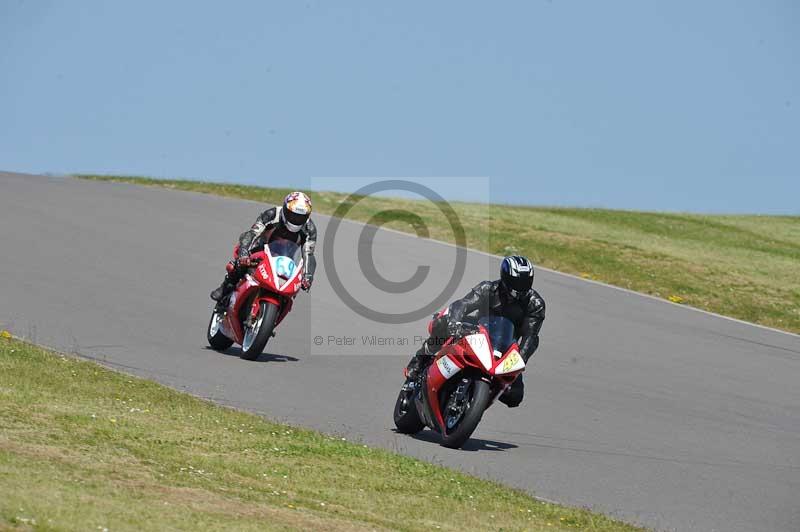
[2,172,799,531]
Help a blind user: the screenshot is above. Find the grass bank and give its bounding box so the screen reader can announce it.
[0,334,642,531]
[76,174,800,334]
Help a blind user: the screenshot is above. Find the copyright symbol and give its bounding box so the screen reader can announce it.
[313,336,324,346]
[322,180,467,325]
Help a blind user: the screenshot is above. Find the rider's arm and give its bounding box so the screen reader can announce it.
[518,292,546,362]
[302,218,317,281]
[238,208,277,258]
[448,281,493,324]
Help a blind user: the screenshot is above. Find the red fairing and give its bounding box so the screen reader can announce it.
[421,327,525,433]
[258,293,281,307]
[425,358,449,431]
[227,278,254,344]
[452,329,525,379]
[427,307,449,335]
[220,242,304,345]
[424,347,469,435]
[442,335,488,373]
[251,250,303,299]
[399,318,529,449]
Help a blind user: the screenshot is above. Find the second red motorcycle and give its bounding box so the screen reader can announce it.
[206,238,304,360]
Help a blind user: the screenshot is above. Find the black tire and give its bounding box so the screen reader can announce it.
[440,378,491,449]
[207,308,234,351]
[240,301,279,360]
[393,383,425,434]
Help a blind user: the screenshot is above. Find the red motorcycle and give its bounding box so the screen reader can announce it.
[393,316,526,448]
[207,238,304,360]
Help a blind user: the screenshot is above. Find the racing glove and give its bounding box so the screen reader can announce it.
[237,255,254,268]
[447,321,477,338]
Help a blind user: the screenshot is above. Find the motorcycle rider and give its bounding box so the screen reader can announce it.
[210,191,317,304]
[405,255,545,408]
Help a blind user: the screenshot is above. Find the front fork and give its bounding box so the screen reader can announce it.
[245,299,261,327]
[245,289,282,326]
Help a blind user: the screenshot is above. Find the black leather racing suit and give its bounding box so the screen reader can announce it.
[412,280,545,407]
[212,207,317,301]
[237,207,317,279]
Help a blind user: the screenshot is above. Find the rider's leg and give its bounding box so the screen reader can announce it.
[404,341,435,378]
[405,313,449,378]
[210,277,235,302]
[498,336,536,407]
[210,262,245,302]
[498,374,524,407]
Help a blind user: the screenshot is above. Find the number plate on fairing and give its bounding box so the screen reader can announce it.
[495,350,525,375]
[436,355,460,379]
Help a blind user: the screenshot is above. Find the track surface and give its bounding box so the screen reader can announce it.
[2,172,799,532]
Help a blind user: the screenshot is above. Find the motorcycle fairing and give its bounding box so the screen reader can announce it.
[417,324,527,435]
[492,347,525,375]
[219,242,304,345]
[464,331,493,370]
[462,328,526,376]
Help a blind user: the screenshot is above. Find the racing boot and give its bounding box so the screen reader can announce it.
[211,260,247,305]
[498,374,524,408]
[404,342,435,381]
[210,278,236,304]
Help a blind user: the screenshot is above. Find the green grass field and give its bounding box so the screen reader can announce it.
[77,174,800,334]
[0,335,643,531]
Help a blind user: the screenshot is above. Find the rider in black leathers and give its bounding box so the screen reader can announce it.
[210,192,317,304]
[406,256,545,407]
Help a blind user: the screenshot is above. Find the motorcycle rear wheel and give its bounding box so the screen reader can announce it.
[240,302,279,360]
[393,382,425,434]
[207,308,234,351]
[440,378,491,449]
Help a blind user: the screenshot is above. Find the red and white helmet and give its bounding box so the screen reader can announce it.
[281,191,313,232]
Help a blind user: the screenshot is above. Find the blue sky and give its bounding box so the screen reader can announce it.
[1,1,798,213]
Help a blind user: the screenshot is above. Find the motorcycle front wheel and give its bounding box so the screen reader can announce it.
[440,378,491,449]
[240,301,279,360]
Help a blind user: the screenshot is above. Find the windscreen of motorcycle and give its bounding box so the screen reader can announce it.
[274,257,296,286]
[267,238,303,289]
[477,316,516,354]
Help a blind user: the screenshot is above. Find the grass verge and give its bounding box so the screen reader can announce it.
[75,174,800,334]
[0,335,642,531]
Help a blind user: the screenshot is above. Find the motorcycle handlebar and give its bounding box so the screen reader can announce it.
[460,323,480,335]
